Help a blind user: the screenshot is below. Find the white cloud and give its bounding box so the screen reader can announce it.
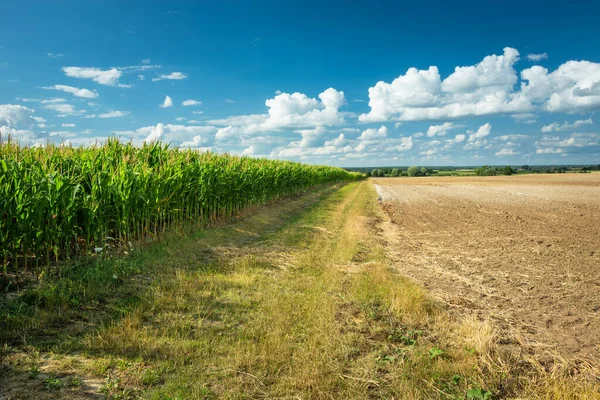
[63,66,124,86]
[527,53,548,61]
[160,96,173,108]
[61,123,76,128]
[41,98,66,104]
[541,118,592,132]
[137,75,145,81]
[468,123,491,141]
[43,102,85,116]
[464,123,492,150]
[495,148,517,156]
[176,117,186,121]
[182,99,202,106]
[536,148,563,154]
[511,113,537,124]
[0,126,38,144]
[99,110,129,118]
[192,110,204,115]
[142,59,151,64]
[115,123,218,146]
[0,104,35,127]
[42,84,99,99]
[389,136,414,151]
[446,134,466,145]
[225,99,235,103]
[47,53,64,58]
[152,72,187,81]
[85,110,129,119]
[540,133,599,148]
[358,125,387,140]
[520,61,600,113]
[360,47,524,122]
[31,116,46,123]
[212,88,346,138]
[427,122,455,137]
[360,47,600,122]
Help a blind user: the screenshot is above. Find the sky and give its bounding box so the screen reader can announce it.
[1,0,600,167]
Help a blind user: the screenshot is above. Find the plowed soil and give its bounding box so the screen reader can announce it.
[373,174,600,363]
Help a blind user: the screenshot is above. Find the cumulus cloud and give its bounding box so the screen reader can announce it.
[360,47,600,122]
[0,126,38,144]
[160,96,173,108]
[468,123,491,141]
[358,126,387,140]
[0,104,35,127]
[495,148,517,156]
[211,88,346,138]
[63,67,124,86]
[527,53,548,61]
[541,118,592,132]
[427,122,455,137]
[152,72,187,81]
[61,123,76,127]
[463,123,492,150]
[47,53,64,58]
[520,61,600,113]
[42,84,99,99]
[116,123,218,145]
[446,134,466,145]
[360,47,524,122]
[182,99,202,106]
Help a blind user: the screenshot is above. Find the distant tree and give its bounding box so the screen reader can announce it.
[407,166,419,177]
[501,166,513,175]
[390,168,400,177]
[370,169,385,177]
[474,165,497,176]
[521,165,531,171]
[420,167,428,176]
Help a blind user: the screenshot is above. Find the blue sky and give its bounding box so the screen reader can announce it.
[1,0,599,166]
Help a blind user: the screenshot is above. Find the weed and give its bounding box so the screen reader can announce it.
[429,346,445,359]
[42,377,63,390]
[466,387,494,399]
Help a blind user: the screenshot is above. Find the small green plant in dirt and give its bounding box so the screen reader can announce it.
[388,327,422,346]
[467,387,494,399]
[28,365,39,379]
[100,376,139,399]
[43,377,64,390]
[429,346,445,359]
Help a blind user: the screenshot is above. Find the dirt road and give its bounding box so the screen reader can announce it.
[374,174,600,363]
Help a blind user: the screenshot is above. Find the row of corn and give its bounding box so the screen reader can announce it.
[0,139,364,273]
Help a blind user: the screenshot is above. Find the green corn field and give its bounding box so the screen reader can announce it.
[0,139,364,274]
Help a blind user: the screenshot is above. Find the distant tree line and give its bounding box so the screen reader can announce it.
[343,164,600,177]
[366,166,434,177]
[474,166,515,176]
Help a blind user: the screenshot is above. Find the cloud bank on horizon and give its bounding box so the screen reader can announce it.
[1,2,599,166]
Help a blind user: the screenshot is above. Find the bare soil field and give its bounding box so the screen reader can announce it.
[373,174,600,364]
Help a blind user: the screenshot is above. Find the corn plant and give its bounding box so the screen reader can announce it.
[0,139,364,275]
